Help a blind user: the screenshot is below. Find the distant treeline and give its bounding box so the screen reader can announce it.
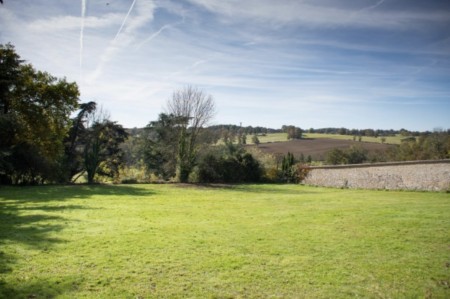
[129,125,447,139]
[306,127,447,137]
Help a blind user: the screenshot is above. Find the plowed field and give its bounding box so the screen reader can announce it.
[248,138,394,160]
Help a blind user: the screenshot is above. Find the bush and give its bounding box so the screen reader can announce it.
[326,146,368,165]
[194,144,262,183]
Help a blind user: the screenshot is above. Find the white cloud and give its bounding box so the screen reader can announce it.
[85,0,156,83]
[27,14,124,32]
[186,0,450,30]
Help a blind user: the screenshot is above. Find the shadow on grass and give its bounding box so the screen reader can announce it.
[174,183,318,195]
[0,184,154,297]
[0,184,155,202]
[0,276,82,299]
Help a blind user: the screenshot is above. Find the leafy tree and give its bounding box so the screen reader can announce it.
[252,134,260,146]
[281,152,296,182]
[63,101,97,182]
[326,146,367,165]
[196,144,262,183]
[166,86,216,182]
[346,146,368,164]
[386,131,450,161]
[326,148,347,165]
[84,120,128,184]
[284,125,302,140]
[299,153,305,163]
[0,43,22,115]
[0,43,79,184]
[142,113,181,180]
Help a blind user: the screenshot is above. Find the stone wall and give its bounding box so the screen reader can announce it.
[303,160,450,191]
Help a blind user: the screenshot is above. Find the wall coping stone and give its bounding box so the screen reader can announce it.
[308,159,450,170]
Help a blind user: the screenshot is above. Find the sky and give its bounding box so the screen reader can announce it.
[1,0,449,131]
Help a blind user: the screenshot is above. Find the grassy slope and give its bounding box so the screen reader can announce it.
[0,184,449,298]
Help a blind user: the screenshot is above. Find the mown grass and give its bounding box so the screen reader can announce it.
[0,184,449,298]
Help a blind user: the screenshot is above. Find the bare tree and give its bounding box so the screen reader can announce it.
[166,86,216,182]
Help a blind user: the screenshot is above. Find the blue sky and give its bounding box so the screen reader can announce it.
[1,0,449,131]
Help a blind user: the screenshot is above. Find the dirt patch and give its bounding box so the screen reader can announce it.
[247,138,394,161]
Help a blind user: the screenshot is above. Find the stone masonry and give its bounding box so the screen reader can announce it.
[303,160,450,191]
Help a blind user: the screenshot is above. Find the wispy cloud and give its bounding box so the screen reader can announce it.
[363,0,386,11]
[1,0,448,130]
[27,14,123,32]
[80,0,87,82]
[186,0,449,30]
[86,0,156,83]
[137,20,183,50]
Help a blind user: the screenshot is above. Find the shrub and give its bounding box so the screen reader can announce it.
[194,144,262,183]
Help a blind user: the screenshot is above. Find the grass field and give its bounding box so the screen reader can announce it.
[1,184,449,298]
[255,133,288,144]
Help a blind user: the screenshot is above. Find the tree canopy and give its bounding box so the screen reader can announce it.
[1,43,79,184]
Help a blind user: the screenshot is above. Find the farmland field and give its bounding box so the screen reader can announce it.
[303,133,404,145]
[248,138,394,161]
[0,184,449,298]
[248,133,404,145]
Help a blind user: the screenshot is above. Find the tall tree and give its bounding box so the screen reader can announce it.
[63,101,97,182]
[0,43,79,184]
[0,43,22,115]
[166,86,216,182]
[84,120,128,184]
[142,113,180,180]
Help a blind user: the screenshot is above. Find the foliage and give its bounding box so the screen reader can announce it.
[326,146,368,165]
[275,152,311,183]
[194,143,262,183]
[166,86,216,182]
[118,166,150,184]
[387,131,450,161]
[281,152,296,182]
[282,125,303,139]
[84,120,128,184]
[0,43,79,184]
[207,124,277,140]
[251,134,260,146]
[1,184,449,298]
[63,101,97,182]
[141,113,182,180]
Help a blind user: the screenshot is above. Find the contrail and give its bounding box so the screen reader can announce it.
[80,0,87,82]
[137,22,181,50]
[113,0,137,42]
[365,0,385,11]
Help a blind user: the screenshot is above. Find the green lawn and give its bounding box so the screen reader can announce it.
[1,184,449,298]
